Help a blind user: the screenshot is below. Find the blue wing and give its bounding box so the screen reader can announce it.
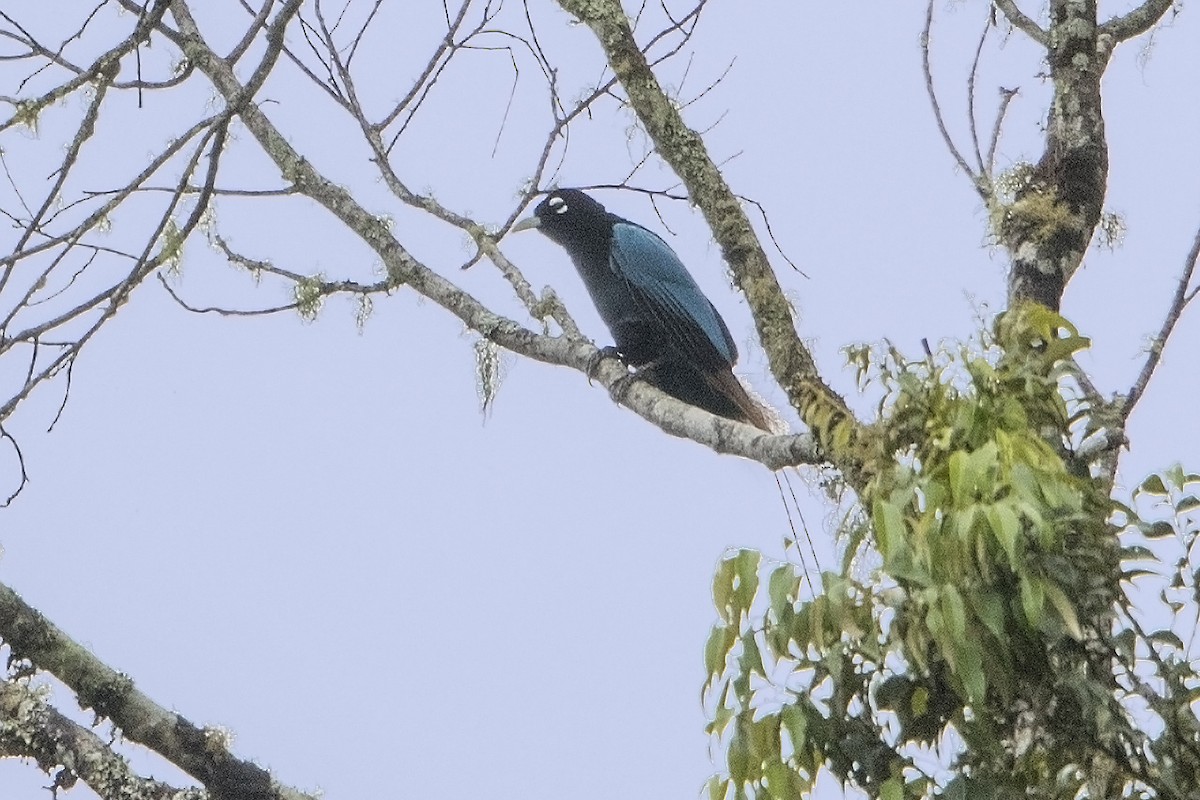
[609,222,738,368]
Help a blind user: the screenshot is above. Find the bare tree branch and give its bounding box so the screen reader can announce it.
[922,0,989,199]
[0,580,316,800]
[985,86,1018,175]
[1121,218,1200,424]
[0,680,206,800]
[1101,0,1178,43]
[0,1,234,498]
[992,0,1049,45]
[965,8,993,177]
[0,0,172,135]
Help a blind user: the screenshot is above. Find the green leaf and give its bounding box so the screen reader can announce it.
[925,597,954,670]
[727,737,750,784]
[781,704,808,754]
[923,479,948,513]
[1148,629,1185,650]
[872,499,906,560]
[985,502,1021,568]
[953,505,979,541]
[768,565,798,618]
[968,590,1007,643]
[763,759,793,800]
[706,702,735,736]
[1166,463,1186,490]
[1121,568,1158,582]
[748,716,781,762]
[1121,544,1155,561]
[740,632,764,677]
[955,629,987,704]
[713,558,735,623]
[1010,462,1041,504]
[1043,582,1083,640]
[949,450,970,506]
[705,777,730,800]
[912,685,929,717]
[1038,477,1081,513]
[880,778,903,800]
[1140,474,1169,496]
[808,596,827,648]
[732,549,761,618]
[705,624,736,678]
[777,705,806,758]
[1109,499,1136,527]
[1020,574,1044,628]
[941,585,967,642]
[969,441,999,485]
[1176,494,1200,514]
[1141,520,1176,539]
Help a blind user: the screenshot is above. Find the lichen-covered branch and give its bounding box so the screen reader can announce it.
[992,0,1050,45]
[1101,0,1178,42]
[0,680,205,800]
[991,0,1111,311]
[553,0,868,485]
[0,580,315,800]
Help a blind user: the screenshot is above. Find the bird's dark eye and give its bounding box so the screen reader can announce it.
[548,196,568,214]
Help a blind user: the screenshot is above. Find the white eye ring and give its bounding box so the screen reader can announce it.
[548,196,568,213]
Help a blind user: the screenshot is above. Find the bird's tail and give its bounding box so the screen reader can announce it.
[702,367,780,433]
[649,361,782,432]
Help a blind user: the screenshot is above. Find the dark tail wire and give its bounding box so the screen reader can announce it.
[647,360,819,584]
[774,467,824,596]
[697,369,821,588]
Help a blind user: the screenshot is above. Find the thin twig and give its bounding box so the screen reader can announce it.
[966,7,993,176]
[1121,218,1200,423]
[922,0,988,200]
[985,87,1019,175]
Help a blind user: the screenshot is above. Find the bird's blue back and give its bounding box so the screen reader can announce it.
[609,221,738,368]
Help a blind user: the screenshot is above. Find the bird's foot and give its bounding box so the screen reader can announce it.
[586,345,625,385]
[609,357,665,405]
[609,371,642,404]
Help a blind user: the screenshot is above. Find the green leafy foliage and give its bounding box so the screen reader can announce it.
[705,308,1200,798]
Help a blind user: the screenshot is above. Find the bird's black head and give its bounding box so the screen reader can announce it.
[512,189,613,249]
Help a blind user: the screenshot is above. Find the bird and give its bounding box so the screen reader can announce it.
[511,188,773,431]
